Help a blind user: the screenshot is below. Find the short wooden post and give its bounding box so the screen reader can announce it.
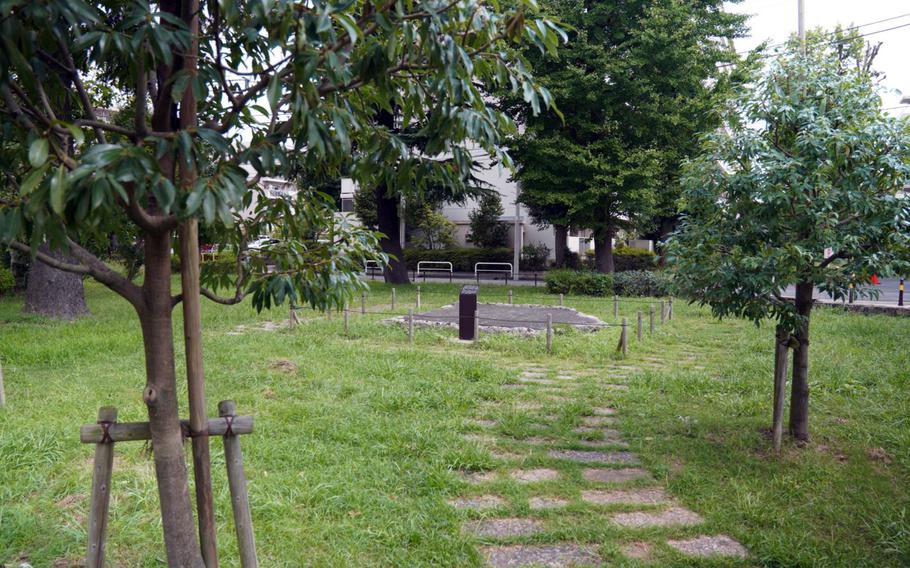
[668,298,673,320]
[288,306,299,329]
[508,289,513,305]
[361,291,366,315]
[660,300,666,324]
[219,400,258,568]
[408,309,414,345]
[546,314,553,354]
[559,293,564,307]
[772,328,790,453]
[343,307,349,335]
[474,308,480,343]
[416,285,421,308]
[86,407,117,568]
[326,307,332,321]
[613,295,619,318]
[0,357,5,407]
[391,288,396,310]
[649,305,654,336]
[637,310,643,341]
[619,318,628,356]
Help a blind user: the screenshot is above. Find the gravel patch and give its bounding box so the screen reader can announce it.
[510,468,560,483]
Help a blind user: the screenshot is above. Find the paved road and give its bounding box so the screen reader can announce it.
[783,277,906,305]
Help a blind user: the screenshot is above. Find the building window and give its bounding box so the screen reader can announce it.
[341,198,355,212]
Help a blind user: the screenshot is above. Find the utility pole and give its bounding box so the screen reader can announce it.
[798,0,806,53]
[513,198,521,279]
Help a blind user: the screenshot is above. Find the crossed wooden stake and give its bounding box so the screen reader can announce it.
[81,401,257,568]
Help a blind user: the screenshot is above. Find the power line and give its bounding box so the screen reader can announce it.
[737,11,910,55]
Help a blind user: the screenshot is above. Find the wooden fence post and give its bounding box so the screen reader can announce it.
[619,318,628,357]
[288,306,299,329]
[408,309,414,345]
[86,407,117,568]
[559,293,564,307]
[546,314,553,354]
[416,285,421,308]
[474,308,480,343]
[343,307,349,335]
[668,298,673,320]
[637,310,643,341]
[508,289,513,305]
[218,401,258,568]
[391,288,396,310]
[660,301,666,324]
[361,291,366,315]
[613,295,619,318]
[649,305,654,336]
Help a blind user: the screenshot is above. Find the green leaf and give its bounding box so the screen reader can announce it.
[49,165,67,214]
[28,139,48,168]
[19,164,49,196]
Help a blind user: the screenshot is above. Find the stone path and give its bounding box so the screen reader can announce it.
[450,362,749,566]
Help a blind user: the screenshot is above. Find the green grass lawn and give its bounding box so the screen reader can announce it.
[1,280,908,566]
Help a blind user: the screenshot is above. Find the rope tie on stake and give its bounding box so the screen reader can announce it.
[98,421,114,444]
[224,414,235,437]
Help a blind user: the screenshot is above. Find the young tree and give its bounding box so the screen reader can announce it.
[668,34,910,443]
[412,205,457,250]
[467,192,509,248]
[0,0,559,563]
[507,0,745,272]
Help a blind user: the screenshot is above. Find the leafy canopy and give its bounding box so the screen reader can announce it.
[668,33,910,331]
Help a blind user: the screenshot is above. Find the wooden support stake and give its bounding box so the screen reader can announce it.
[408,309,414,345]
[660,301,666,324]
[619,318,628,357]
[219,401,258,568]
[391,288,396,310]
[343,307,349,335]
[772,328,790,453]
[508,289,513,305]
[613,295,619,318]
[559,293,564,307]
[637,310,643,341]
[649,306,654,335]
[0,356,5,407]
[288,306,299,329]
[416,286,421,308]
[546,314,553,354]
[668,298,673,320]
[361,291,366,315]
[86,407,117,568]
[474,308,480,343]
[81,416,254,444]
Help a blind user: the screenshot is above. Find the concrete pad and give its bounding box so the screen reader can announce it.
[448,495,508,510]
[528,496,570,510]
[580,487,671,506]
[581,416,616,426]
[667,535,748,558]
[548,450,640,464]
[582,468,651,483]
[510,468,560,483]
[611,507,703,528]
[464,517,545,538]
[481,544,600,567]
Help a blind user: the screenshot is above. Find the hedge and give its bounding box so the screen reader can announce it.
[584,245,657,271]
[545,269,672,297]
[0,265,15,296]
[403,247,513,272]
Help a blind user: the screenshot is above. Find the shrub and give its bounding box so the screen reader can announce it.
[612,270,673,297]
[521,243,550,272]
[0,265,15,295]
[467,193,509,248]
[545,269,614,296]
[403,247,512,272]
[584,245,657,271]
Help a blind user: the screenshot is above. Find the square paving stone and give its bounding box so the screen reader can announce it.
[582,468,651,483]
[611,507,703,528]
[448,495,508,510]
[580,487,670,506]
[464,517,545,538]
[510,468,560,483]
[481,544,600,567]
[528,496,570,510]
[667,535,747,558]
[548,450,640,464]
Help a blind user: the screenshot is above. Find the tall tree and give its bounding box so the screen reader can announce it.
[508,0,746,272]
[0,0,559,563]
[668,32,910,443]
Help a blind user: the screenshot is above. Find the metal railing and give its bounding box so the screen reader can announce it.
[415,261,453,283]
[475,262,513,283]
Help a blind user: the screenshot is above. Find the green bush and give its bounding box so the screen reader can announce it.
[545,268,671,297]
[545,269,614,296]
[171,251,238,273]
[403,247,513,272]
[584,245,657,271]
[0,265,15,295]
[521,243,550,272]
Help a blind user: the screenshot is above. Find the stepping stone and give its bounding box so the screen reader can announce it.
[464,433,498,444]
[667,535,748,558]
[580,416,616,426]
[510,468,559,483]
[620,541,653,561]
[573,426,601,434]
[603,384,629,391]
[468,419,498,428]
[461,470,500,484]
[591,407,617,416]
[548,450,640,464]
[611,507,703,528]
[582,468,651,483]
[578,439,629,449]
[449,495,507,510]
[528,496,569,510]
[481,544,600,567]
[464,517,544,538]
[581,487,671,506]
[555,375,578,381]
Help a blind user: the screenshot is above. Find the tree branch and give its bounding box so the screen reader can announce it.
[56,34,107,144]
[200,286,246,305]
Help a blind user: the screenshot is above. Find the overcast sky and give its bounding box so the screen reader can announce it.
[725,0,910,115]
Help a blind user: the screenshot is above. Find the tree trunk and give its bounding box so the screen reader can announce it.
[593,231,614,274]
[23,245,89,319]
[553,224,567,268]
[139,230,205,568]
[375,183,410,284]
[788,281,813,442]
